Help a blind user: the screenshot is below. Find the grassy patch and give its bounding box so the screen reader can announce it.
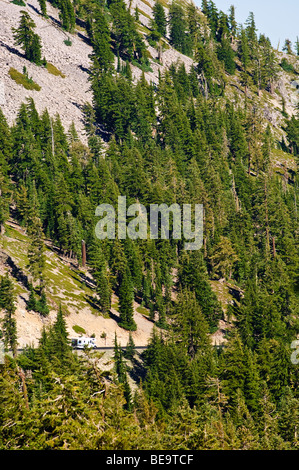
[2,220,103,318]
[136,306,149,316]
[273,166,285,175]
[138,24,151,35]
[161,39,170,50]
[4,224,28,242]
[140,0,153,8]
[46,62,66,78]
[75,25,86,33]
[9,67,41,91]
[158,0,169,7]
[13,282,28,297]
[136,7,151,19]
[72,325,86,334]
[3,237,28,270]
[271,148,297,171]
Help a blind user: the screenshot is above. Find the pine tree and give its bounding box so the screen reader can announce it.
[277,387,299,447]
[245,12,257,56]
[0,108,12,164]
[0,274,17,356]
[217,37,236,75]
[27,283,37,312]
[229,5,237,40]
[12,11,43,65]
[260,37,279,94]
[219,330,247,410]
[88,6,114,75]
[153,1,167,37]
[27,185,46,291]
[36,290,50,316]
[30,31,43,65]
[110,239,127,292]
[119,266,137,331]
[59,0,76,32]
[155,292,167,329]
[38,0,48,17]
[49,304,71,361]
[283,39,292,54]
[172,289,211,360]
[186,3,200,52]
[96,268,112,315]
[124,332,136,360]
[239,26,250,67]
[178,251,222,332]
[169,2,190,55]
[113,334,133,410]
[209,236,239,280]
[110,0,146,63]
[0,170,10,234]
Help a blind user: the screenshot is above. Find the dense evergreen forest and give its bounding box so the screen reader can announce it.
[0,0,299,450]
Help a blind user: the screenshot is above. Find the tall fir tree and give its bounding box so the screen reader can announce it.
[12,11,43,65]
[0,274,17,356]
[119,265,137,331]
[153,1,167,37]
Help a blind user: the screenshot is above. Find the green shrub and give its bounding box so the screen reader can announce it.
[46,62,66,78]
[131,59,153,73]
[72,325,86,334]
[11,0,26,6]
[9,67,41,91]
[280,58,297,74]
[64,38,72,46]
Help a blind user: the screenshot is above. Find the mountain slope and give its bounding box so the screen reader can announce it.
[0,0,194,141]
[0,218,155,347]
[0,0,298,350]
[0,0,94,141]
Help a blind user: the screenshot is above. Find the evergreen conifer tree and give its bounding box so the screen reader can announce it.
[119,266,137,331]
[88,6,114,74]
[13,11,43,65]
[38,0,48,17]
[124,332,136,360]
[153,1,167,37]
[27,283,37,312]
[27,185,46,291]
[0,274,17,356]
[49,304,71,361]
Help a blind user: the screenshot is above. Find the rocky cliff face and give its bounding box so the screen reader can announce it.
[0,0,93,140]
[0,0,194,141]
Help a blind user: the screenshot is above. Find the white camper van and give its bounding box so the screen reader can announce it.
[71,337,97,349]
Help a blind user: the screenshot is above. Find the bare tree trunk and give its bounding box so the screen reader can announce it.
[81,240,86,267]
[50,118,55,158]
[272,237,276,258]
[264,178,270,256]
[19,368,29,410]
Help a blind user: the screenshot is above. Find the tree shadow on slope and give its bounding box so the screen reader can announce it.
[27,3,42,16]
[128,354,147,385]
[0,41,25,60]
